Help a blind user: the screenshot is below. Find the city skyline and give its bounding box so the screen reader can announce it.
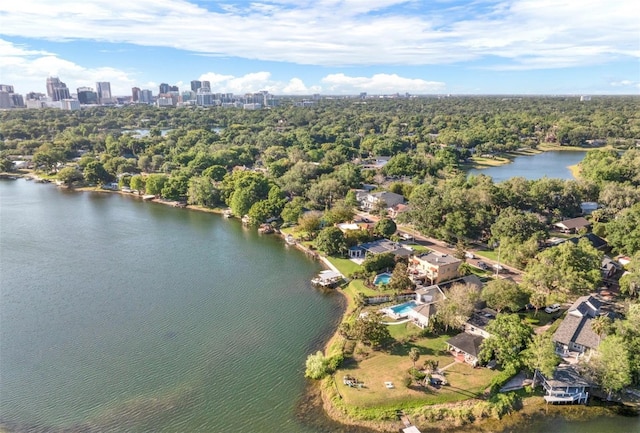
[1,0,639,96]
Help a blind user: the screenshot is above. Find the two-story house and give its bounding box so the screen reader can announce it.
[410,252,461,284]
[552,295,602,360]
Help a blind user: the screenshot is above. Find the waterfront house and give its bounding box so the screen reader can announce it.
[410,285,446,328]
[409,252,461,284]
[359,191,404,212]
[539,365,590,404]
[554,217,591,234]
[446,332,485,367]
[552,295,602,360]
[348,238,412,260]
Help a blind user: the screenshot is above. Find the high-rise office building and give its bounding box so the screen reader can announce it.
[190,80,202,92]
[159,83,170,94]
[77,87,98,104]
[201,81,211,91]
[96,82,112,104]
[140,89,153,104]
[0,84,14,93]
[46,77,70,101]
[131,87,141,102]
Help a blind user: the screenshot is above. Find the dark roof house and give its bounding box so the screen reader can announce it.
[553,295,602,360]
[446,332,485,367]
[540,365,590,404]
[554,217,591,233]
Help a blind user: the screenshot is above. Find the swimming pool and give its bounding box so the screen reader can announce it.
[388,300,417,316]
[373,272,392,285]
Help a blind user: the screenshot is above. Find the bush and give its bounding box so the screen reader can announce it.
[327,354,344,372]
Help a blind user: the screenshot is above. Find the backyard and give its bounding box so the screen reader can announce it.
[334,334,500,410]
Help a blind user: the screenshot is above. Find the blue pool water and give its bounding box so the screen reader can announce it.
[390,301,417,315]
[373,272,392,285]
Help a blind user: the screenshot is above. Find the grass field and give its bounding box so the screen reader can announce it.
[335,334,498,410]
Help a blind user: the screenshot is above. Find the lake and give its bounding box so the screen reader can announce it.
[467,151,587,182]
[1,180,637,433]
[0,180,349,433]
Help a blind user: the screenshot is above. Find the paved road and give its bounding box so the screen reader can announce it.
[356,211,523,282]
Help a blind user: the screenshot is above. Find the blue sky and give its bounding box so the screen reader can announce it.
[1,0,638,96]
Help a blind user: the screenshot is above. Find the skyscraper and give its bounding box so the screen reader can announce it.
[159,83,170,94]
[96,82,112,104]
[201,81,211,91]
[46,77,70,101]
[131,87,141,102]
[190,80,202,92]
[77,87,98,104]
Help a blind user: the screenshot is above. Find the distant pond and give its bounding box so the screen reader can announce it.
[467,150,587,182]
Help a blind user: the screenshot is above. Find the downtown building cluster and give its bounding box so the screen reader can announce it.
[0,77,279,110]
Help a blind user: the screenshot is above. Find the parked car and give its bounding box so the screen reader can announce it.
[465,251,475,259]
[545,304,561,314]
[477,261,488,270]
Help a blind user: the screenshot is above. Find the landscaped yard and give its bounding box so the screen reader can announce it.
[334,334,499,409]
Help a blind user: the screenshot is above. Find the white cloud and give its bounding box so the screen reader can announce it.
[0,39,138,94]
[0,0,637,71]
[610,80,640,89]
[321,73,445,94]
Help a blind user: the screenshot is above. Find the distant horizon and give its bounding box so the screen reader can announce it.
[1,1,638,96]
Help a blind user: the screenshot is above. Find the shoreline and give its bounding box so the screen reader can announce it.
[13,173,634,433]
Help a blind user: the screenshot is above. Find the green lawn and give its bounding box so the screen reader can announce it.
[327,256,362,277]
[475,250,499,261]
[334,334,497,410]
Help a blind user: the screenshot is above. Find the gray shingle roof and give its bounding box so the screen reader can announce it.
[553,311,601,350]
[446,332,485,358]
[544,365,590,388]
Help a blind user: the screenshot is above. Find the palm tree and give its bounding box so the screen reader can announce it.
[591,314,612,345]
[409,347,420,368]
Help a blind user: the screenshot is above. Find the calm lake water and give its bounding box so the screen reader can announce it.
[1,180,637,433]
[468,151,587,182]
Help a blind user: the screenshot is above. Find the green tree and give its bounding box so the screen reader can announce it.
[588,335,631,400]
[373,218,397,238]
[162,174,190,200]
[388,261,414,293]
[605,203,640,256]
[130,174,146,194]
[83,160,112,185]
[315,226,347,256]
[591,314,612,345]
[481,279,528,313]
[409,347,421,368]
[281,197,305,224]
[521,333,560,387]
[145,174,168,196]
[297,212,322,239]
[56,166,83,186]
[202,165,227,181]
[479,313,533,368]
[435,282,479,331]
[304,351,330,380]
[620,253,640,298]
[491,207,547,244]
[187,176,220,207]
[362,252,396,273]
[523,238,602,299]
[0,157,14,172]
[352,312,391,348]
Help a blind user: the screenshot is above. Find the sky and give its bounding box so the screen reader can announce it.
[0,0,639,96]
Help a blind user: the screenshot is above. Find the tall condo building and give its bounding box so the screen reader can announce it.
[96,82,112,104]
[201,81,211,91]
[46,77,70,101]
[131,87,141,102]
